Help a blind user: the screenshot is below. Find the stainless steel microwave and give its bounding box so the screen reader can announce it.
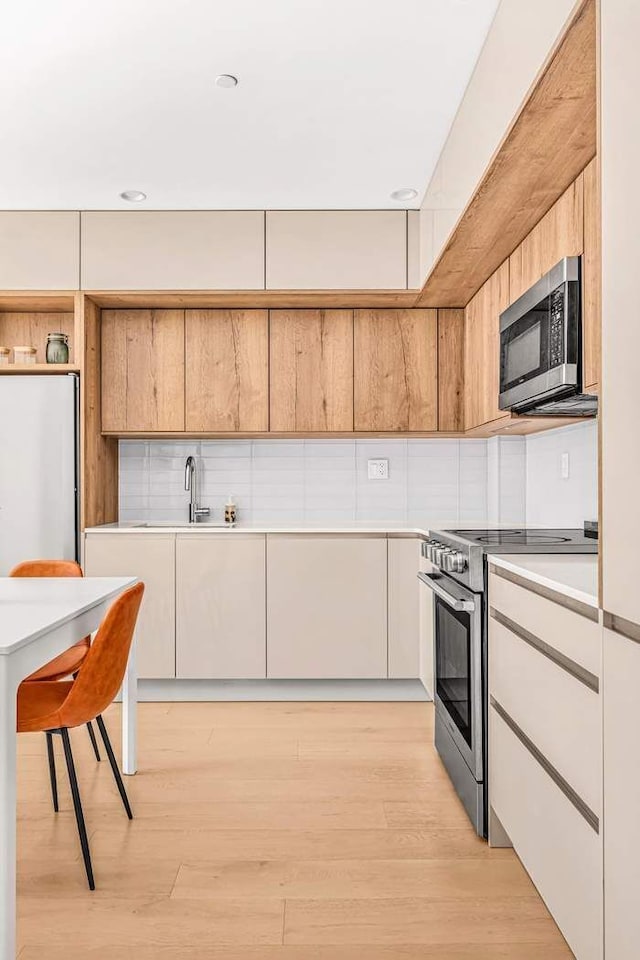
[498,257,597,417]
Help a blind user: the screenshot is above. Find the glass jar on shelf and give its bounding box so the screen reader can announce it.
[13,346,37,365]
[46,332,69,364]
[0,347,10,366]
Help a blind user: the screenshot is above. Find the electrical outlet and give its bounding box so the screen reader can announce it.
[367,458,389,480]
[561,452,570,480]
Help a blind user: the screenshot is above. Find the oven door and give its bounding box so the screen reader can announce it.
[418,571,483,779]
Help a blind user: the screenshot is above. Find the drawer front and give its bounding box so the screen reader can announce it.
[490,703,602,960]
[489,568,600,677]
[490,612,601,814]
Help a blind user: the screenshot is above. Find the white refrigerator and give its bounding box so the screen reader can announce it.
[0,374,79,575]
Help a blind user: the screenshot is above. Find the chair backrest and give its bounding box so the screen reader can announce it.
[57,582,145,729]
[10,559,83,578]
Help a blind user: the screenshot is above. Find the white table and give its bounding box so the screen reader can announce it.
[0,576,136,960]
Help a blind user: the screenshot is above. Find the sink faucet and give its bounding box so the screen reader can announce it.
[184,456,210,523]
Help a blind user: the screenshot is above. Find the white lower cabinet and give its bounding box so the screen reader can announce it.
[83,533,176,678]
[603,625,640,960]
[266,535,388,679]
[387,538,421,679]
[176,535,266,679]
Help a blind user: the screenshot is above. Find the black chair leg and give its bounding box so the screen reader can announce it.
[95,715,133,820]
[45,732,59,812]
[60,727,95,890]
[86,721,101,761]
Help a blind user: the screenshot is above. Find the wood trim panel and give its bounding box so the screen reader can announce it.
[583,156,601,389]
[185,309,268,432]
[269,309,354,432]
[416,0,597,308]
[87,290,418,310]
[79,295,118,528]
[354,309,438,432]
[437,308,464,432]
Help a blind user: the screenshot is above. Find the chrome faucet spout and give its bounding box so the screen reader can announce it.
[184,456,209,523]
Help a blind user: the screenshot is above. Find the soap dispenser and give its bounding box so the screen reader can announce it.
[224,495,237,525]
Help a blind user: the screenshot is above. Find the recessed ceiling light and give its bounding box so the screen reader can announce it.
[215,74,238,88]
[120,190,147,202]
[390,188,418,202]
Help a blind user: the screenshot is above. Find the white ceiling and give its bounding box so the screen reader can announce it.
[1,0,499,210]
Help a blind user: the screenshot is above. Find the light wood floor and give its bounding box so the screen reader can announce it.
[16,701,574,959]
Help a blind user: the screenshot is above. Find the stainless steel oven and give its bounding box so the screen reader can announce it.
[417,568,485,834]
[498,256,596,417]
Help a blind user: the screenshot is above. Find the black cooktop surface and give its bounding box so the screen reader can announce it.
[445,528,595,548]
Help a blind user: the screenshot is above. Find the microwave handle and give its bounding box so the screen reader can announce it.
[417,571,476,612]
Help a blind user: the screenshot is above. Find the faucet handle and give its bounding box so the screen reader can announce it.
[193,507,210,522]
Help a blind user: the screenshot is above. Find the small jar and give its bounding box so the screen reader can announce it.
[0,347,10,366]
[46,332,69,364]
[13,346,37,365]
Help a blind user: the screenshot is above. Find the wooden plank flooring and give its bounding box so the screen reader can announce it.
[16,702,574,958]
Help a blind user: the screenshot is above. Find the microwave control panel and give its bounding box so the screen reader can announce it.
[549,287,565,367]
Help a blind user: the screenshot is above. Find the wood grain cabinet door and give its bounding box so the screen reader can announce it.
[353,309,437,431]
[269,309,354,432]
[185,309,268,432]
[464,262,510,430]
[101,309,185,432]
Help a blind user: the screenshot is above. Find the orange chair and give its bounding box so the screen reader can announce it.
[11,560,101,763]
[18,582,145,890]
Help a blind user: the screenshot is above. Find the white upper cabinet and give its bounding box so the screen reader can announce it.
[0,212,79,289]
[266,210,407,289]
[80,211,265,290]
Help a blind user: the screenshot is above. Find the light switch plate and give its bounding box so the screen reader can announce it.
[561,452,570,479]
[368,458,389,480]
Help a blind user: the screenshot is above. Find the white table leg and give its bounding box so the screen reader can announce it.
[121,635,137,775]
[0,657,17,960]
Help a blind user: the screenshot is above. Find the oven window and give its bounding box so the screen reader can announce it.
[435,599,472,748]
[505,322,541,384]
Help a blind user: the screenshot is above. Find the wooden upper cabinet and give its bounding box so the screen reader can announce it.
[81,212,265,290]
[464,261,510,430]
[101,309,185,432]
[0,212,79,290]
[266,211,407,290]
[354,309,437,431]
[185,310,268,432]
[509,176,584,303]
[437,309,464,432]
[270,310,354,432]
[583,157,601,390]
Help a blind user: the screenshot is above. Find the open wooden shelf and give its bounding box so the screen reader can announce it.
[0,363,80,374]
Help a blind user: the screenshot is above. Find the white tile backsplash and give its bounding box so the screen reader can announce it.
[118,421,598,528]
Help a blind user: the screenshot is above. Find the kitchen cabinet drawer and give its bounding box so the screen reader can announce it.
[489,567,600,677]
[266,535,387,679]
[266,211,407,290]
[0,212,79,290]
[81,211,265,290]
[387,538,420,678]
[176,535,266,679]
[83,533,176,678]
[490,702,602,960]
[489,612,600,815]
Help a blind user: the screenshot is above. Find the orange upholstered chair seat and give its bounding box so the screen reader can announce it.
[17,681,74,733]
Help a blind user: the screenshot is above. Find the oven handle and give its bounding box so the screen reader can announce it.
[417,571,476,612]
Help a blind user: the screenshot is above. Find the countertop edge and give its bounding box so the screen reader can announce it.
[489,554,599,609]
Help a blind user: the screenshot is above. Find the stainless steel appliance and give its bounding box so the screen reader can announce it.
[498,257,597,417]
[418,528,598,837]
[0,374,79,574]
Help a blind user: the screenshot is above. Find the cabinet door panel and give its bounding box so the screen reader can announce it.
[270,309,353,432]
[267,536,387,679]
[464,261,510,430]
[81,211,265,290]
[388,538,420,678]
[83,534,175,678]
[0,212,79,290]
[437,309,464,432]
[101,309,185,432]
[176,535,266,679]
[185,310,268,432]
[354,309,437,431]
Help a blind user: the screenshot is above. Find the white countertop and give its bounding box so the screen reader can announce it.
[85,521,434,536]
[0,577,135,655]
[489,554,599,608]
